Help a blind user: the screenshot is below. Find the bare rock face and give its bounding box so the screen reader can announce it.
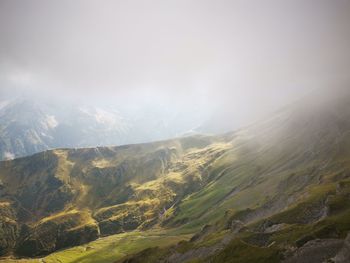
[190,224,214,242]
[230,220,245,234]
[283,239,344,263]
[264,223,287,233]
[333,233,350,263]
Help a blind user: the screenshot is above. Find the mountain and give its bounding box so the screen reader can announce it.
[1,90,350,262]
[0,97,207,161]
[0,134,227,257]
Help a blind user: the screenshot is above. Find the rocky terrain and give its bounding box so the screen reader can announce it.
[0,133,230,257]
[1,90,350,262]
[0,97,206,161]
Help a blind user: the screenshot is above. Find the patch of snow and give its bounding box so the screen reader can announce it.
[94,108,118,125]
[40,132,53,139]
[46,115,58,128]
[80,107,122,126]
[4,151,15,160]
[78,106,131,134]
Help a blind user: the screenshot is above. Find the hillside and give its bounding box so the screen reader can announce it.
[116,90,350,263]
[0,133,231,258]
[1,90,350,262]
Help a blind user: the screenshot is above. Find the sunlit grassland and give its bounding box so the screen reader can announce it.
[2,229,192,263]
[45,230,191,263]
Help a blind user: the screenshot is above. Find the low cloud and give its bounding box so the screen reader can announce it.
[1,0,350,130]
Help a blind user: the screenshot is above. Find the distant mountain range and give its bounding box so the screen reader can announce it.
[0,97,207,160]
[1,89,350,262]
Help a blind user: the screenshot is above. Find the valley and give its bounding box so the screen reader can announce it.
[1,91,350,262]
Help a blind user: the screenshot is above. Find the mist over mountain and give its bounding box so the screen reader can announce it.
[1,0,350,263]
[0,94,212,160]
[2,0,350,133]
[0,88,350,263]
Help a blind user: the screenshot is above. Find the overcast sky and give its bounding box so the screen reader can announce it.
[1,0,350,128]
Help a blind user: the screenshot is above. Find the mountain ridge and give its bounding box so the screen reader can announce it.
[1,89,350,262]
[0,97,208,161]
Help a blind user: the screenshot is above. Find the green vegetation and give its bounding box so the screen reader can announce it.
[210,239,281,263]
[44,230,191,263]
[2,93,350,262]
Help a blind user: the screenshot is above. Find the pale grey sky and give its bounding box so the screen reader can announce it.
[1,0,350,128]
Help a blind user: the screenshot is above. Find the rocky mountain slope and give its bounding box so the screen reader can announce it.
[0,98,206,160]
[1,90,350,262]
[0,133,230,257]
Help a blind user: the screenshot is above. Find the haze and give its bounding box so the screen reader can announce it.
[1,0,350,131]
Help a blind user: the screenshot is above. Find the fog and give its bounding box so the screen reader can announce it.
[1,0,350,131]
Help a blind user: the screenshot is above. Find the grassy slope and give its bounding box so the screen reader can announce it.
[2,230,191,263]
[0,135,232,260]
[110,94,350,262]
[2,91,350,262]
[44,230,191,263]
